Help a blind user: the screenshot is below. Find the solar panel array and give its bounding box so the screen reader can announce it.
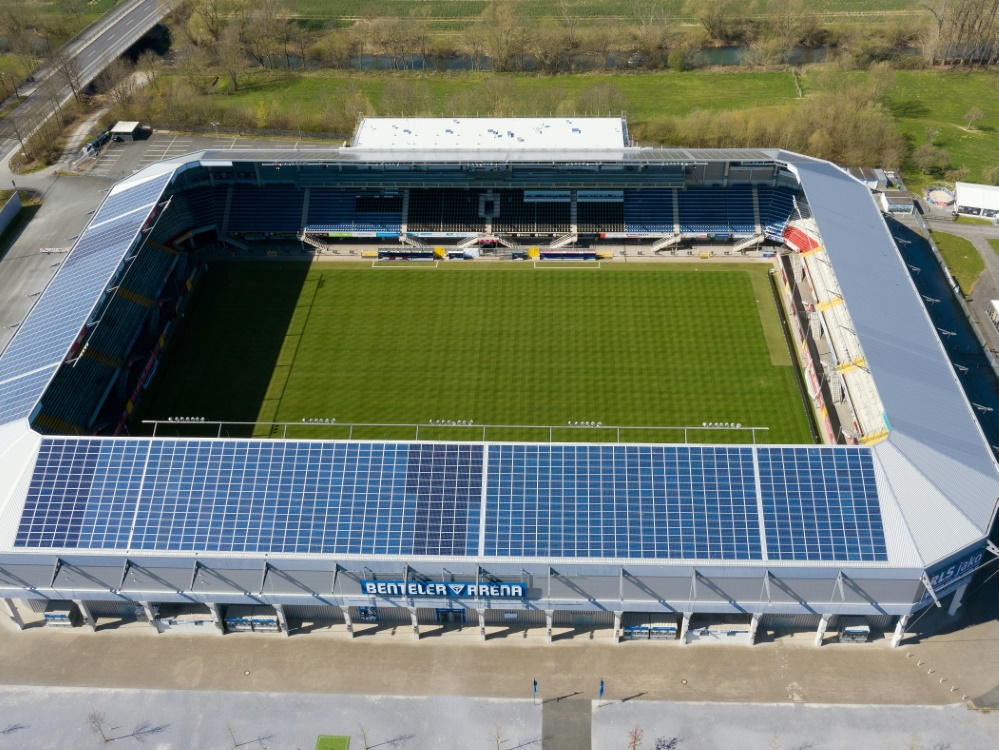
[758,447,886,561]
[485,445,761,559]
[0,172,172,424]
[14,439,887,563]
[17,439,483,555]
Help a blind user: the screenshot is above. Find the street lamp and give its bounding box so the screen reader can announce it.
[211,121,219,140]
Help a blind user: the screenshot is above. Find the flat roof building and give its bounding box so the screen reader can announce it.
[955,181,999,220]
[351,117,629,151]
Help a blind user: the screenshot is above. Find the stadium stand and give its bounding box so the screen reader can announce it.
[759,186,798,241]
[493,190,571,234]
[577,200,625,233]
[408,189,486,234]
[783,225,821,252]
[306,188,402,234]
[32,199,188,434]
[182,185,224,231]
[623,189,675,234]
[227,184,304,233]
[726,185,757,236]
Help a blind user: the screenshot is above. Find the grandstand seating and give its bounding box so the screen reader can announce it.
[623,189,674,233]
[783,225,820,252]
[493,190,570,234]
[758,186,797,241]
[577,201,624,233]
[32,201,186,434]
[725,185,757,236]
[408,189,485,234]
[306,188,402,234]
[228,184,304,233]
[183,186,225,230]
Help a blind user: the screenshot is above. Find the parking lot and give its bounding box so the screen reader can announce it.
[83,130,335,179]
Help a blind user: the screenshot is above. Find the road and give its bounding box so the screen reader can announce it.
[0,0,174,157]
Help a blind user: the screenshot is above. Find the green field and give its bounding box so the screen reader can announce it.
[290,0,921,22]
[135,262,812,444]
[931,231,984,295]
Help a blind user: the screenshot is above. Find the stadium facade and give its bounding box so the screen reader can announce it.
[0,118,995,643]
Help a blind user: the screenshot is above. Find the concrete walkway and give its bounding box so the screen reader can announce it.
[0,685,996,750]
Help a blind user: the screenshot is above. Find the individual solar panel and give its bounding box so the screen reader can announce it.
[91,172,172,227]
[757,446,886,562]
[485,444,761,560]
[15,439,483,556]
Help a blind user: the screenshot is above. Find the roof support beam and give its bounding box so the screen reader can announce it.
[259,561,270,595]
[330,564,339,596]
[921,572,942,608]
[763,569,772,605]
[118,558,131,592]
[190,560,200,591]
[50,557,62,588]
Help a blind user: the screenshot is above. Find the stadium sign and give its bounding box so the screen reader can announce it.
[360,580,527,598]
[918,547,984,606]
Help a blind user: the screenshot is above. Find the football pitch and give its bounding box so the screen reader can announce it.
[135,262,814,444]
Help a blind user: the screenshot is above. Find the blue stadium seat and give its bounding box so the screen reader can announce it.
[307,188,402,234]
[227,185,304,233]
[623,189,674,233]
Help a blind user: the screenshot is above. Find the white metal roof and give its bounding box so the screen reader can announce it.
[956,181,999,212]
[110,121,140,133]
[351,117,628,151]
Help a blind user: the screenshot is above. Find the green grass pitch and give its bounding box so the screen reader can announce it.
[135,262,813,444]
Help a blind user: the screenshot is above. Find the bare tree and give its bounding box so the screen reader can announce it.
[983,164,999,185]
[190,0,231,45]
[87,709,109,743]
[492,724,505,750]
[689,0,745,44]
[480,1,529,72]
[137,50,160,92]
[964,105,984,129]
[53,51,84,103]
[913,143,949,174]
[628,727,644,750]
[216,24,249,92]
[96,57,138,110]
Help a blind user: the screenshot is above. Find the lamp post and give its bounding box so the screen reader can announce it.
[211,121,219,140]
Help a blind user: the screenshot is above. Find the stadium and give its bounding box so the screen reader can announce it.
[0,117,995,644]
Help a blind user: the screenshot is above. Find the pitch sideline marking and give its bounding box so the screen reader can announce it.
[371,260,440,269]
[532,261,602,270]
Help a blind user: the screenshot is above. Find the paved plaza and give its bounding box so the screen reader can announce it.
[0,686,996,750]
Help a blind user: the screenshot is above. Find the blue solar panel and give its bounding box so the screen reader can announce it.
[0,364,58,424]
[757,447,886,562]
[0,174,170,424]
[16,440,483,555]
[91,173,172,227]
[485,444,761,560]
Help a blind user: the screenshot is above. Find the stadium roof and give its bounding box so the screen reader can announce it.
[352,117,629,151]
[0,141,994,580]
